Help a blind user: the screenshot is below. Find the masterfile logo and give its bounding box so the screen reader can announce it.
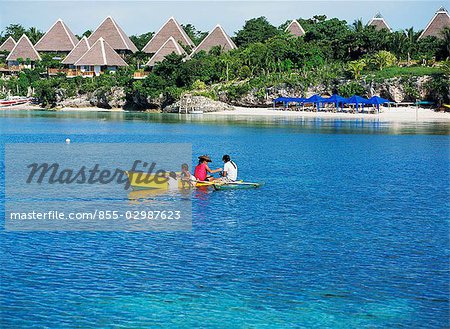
[5,143,192,231]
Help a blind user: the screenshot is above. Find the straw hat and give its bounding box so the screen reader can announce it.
[198,155,212,162]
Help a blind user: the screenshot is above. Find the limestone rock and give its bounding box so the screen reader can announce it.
[163,96,234,113]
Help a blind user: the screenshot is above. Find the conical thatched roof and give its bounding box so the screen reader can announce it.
[61,36,90,65]
[285,20,305,37]
[88,16,138,53]
[145,37,186,67]
[419,7,450,39]
[367,13,392,32]
[0,36,16,52]
[142,17,194,54]
[74,37,128,66]
[35,19,79,52]
[192,25,236,55]
[6,35,41,62]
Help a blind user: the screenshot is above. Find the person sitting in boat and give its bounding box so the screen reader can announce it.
[219,154,238,182]
[194,155,221,181]
[180,163,195,188]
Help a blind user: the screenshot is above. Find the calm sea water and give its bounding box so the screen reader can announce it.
[1,111,449,328]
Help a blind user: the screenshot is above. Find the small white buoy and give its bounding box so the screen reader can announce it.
[65,138,71,144]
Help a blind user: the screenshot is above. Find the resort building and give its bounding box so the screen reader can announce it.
[367,13,392,32]
[191,25,237,55]
[419,7,450,40]
[285,19,306,37]
[34,19,79,53]
[88,16,138,54]
[61,36,90,74]
[0,36,16,53]
[6,34,41,69]
[145,36,186,67]
[73,37,127,77]
[142,17,194,54]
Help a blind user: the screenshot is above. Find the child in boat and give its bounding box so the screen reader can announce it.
[180,163,195,188]
[218,154,238,182]
[194,155,221,181]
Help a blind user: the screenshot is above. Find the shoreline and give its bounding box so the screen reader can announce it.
[208,106,450,122]
[2,104,449,122]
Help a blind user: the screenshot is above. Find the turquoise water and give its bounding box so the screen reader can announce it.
[1,111,449,328]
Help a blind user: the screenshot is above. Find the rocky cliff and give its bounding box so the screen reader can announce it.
[50,75,448,110]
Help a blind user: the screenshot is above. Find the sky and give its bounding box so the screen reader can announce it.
[0,1,447,36]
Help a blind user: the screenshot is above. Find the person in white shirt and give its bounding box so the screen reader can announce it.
[220,154,237,182]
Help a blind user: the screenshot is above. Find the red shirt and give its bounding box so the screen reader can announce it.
[194,163,207,181]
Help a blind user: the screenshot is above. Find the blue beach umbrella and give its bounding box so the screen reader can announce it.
[305,94,325,110]
[321,94,347,111]
[344,95,369,112]
[273,97,289,108]
[273,97,305,109]
[367,96,391,112]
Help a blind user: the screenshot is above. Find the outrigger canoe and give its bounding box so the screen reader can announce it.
[125,171,263,191]
[0,97,33,107]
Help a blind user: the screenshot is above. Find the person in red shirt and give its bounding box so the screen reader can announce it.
[194,155,221,181]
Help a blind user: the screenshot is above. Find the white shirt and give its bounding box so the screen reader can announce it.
[167,176,178,189]
[223,161,238,181]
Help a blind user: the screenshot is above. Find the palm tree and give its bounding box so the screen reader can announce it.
[352,19,365,33]
[390,31,406,60]
[439,60,450,76]
[26,27,43,44]
[348,59,366,79]
[405,27,417,65]
[372,51,396,70]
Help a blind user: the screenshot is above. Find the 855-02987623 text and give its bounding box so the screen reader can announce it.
[8,210,183,221]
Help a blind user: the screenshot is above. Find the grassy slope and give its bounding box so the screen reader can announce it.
[364,66,444,80]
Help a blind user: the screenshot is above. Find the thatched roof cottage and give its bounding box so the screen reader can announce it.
[6,34,41,67]
[285,19,306,37]
[419,7,450,39]
[61,36,90,65]
[145,36,186,67]
[74,37,127,76]
[88,16,138,53]
[191,25,236,55]
[142,17,194,54]
[368,13,392,32]
[34,19,79,52]
[0,36,16,52]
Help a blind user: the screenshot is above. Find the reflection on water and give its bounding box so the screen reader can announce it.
[0,110,449,135]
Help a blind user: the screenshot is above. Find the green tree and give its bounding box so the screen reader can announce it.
[26,27,44,44]
[352,19,364,33]
[389,31,407,60]
[182,24,207,46]
[439,60,450,76]
[234,17,279,47]
[405,27,418,64]
[130,32,153,51]
[440,27,450,59]
[3,24,26,41]
[82,30,92,38]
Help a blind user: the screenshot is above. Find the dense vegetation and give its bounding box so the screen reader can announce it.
[0,16,449,107]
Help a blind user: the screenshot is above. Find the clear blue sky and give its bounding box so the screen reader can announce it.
[0,1,447,36]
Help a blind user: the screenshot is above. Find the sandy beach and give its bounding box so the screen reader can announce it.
[2,104,449,122]
[209,106,450,122]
